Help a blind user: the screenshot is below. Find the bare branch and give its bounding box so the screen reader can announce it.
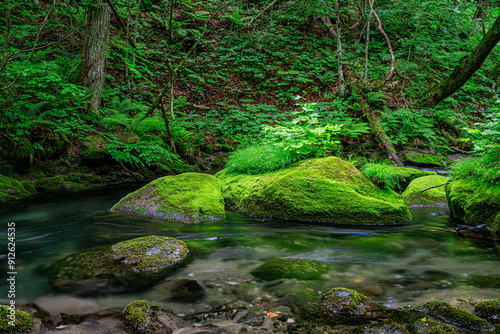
[420,177,467,193]
[104,0,136,48]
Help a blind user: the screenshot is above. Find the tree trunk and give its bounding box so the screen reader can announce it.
[79,0,111,112]
[424,13,500,107]
[353,86,404,167]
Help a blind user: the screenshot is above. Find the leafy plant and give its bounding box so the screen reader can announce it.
[225,143,299,174]
[360,163,404,190]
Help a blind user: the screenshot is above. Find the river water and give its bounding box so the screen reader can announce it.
[1,184,499,315]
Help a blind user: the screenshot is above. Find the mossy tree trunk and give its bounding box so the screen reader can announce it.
[79,0,111,112]
[424,13,500,107]
[353,86,404,167]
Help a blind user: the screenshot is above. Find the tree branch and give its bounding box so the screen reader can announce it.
[420,177,467,193]
[104,0,136,48]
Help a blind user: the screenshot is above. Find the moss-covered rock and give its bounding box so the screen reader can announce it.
[0,174,37,201]
[402,175,449,207]
[79,134,112,166]
[123,300,152,331]
[37,175,87,193]
[446,178,500,231]
[250,259,328,281]
[322,288,371,315]
[421,300,494,331]
[157,161,196,174]
[110,173,225,223]
[412,318,456,334]
[0,305,33,333]
[474,299,500,321]
[360,163,436,191]
[47,236,189,295]
[404,151,448,168]
[216,157,411,225]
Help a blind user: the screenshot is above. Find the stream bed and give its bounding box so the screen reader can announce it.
[1,184,500,316]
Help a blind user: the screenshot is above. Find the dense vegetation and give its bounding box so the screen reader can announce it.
[1,0,499,184]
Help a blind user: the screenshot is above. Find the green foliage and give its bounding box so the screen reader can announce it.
[225,143,299,175]
[359,163,404,190]
[106,138,180,168]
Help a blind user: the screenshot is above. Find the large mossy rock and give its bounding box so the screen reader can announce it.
[446,179,500,231]
[110,173,225,223]
[47,236,189,295]
[403,151,449,168]
[0,174,37,201]
[250,259,328,281]
[402,175,449,207]
[216,157,411,225]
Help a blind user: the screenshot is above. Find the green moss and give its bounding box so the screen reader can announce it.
[321,288,371,315]
[111,173,225,223]
[446,178,500,231]
[402,175,449,207]
[250,259,328,280]
[0,174,36,201]
[474,300,500,321]
[111,236,189,272]
[37,175,87,193]
[157,161,196,174]
[123,300,152,331]
[0,305,33,333]
[360,163,436,191]
[404,152,448,167]
[421,300,494,331]
[216,157,411,225]
[47,236,189,292]
[60,313,90,325]
[413,318,456,333]
[363,321,410,333]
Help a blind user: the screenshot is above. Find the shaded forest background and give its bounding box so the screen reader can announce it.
[1,0,499,184]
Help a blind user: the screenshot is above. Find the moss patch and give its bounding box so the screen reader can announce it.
[322,288,371,315]
[157,161,196,174]
[474,300,500,321]
[216,157,411,225]
[0,305,33,333]
[412,318,456,333]
[421,300,494,331]
[404,151,448,167]
[446,178,500,231]
[402,175,449,207]
[123,300,152,331]
[37,175,87,193]
[111,236,188,272]
[47,236,189,293]
[0,174,37,201]
[250,259,328,281]
[110,173,225,223]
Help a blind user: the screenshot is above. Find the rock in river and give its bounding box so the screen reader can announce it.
[216,157,411,225]
[110,173,225,223]
[46,236,189,295]
[402,175,449,207]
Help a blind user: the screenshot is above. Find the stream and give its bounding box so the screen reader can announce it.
[1,184,500,316]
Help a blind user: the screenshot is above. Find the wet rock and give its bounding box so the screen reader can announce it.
[47,236,189,295]
[0,174,37,201]
[217,157,411,225]
[122,300,187,334]
[421,299,494,331]
[0,305,33,333]
[412,318,456,333]
[110,173,225,223]
[322,288,371,315]
[474,299,500,321]
[250,258,328,281]
[33,295,101,324]
[402,175,449,207]
[403,151,448,168]
[156,279,205,302]
[446,179,500,232]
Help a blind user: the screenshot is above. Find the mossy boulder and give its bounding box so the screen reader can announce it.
[404,151,449,168]
[446,178,500,231]
[0,174,37,201]
[474,300,500,321]
[216,157,411,225]
[47,236,189,295]
[421,300,494,332]
[0,305,33,333]
[123,300,152,331]
[412,318,456,333]
[389,167,437,190]
[250,259,328,281]
[402,175,449,207]
[322,287,371,315]
[110,173,225,223]
[37,175,87,193]
[157,161,196,174]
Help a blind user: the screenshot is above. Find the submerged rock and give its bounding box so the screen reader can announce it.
[446,178,500,231]
[110,173,225,223]
[322,287,371,315]
[47,236,189,295]
[421,300,494,332]
[250,259,328,281]
[216,157,411,225]
[402,175,449,207]
[0,174,37,201]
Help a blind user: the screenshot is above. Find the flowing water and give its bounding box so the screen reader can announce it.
[1,184,499,315]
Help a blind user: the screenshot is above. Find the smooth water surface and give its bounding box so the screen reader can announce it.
[1,185,499,314]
